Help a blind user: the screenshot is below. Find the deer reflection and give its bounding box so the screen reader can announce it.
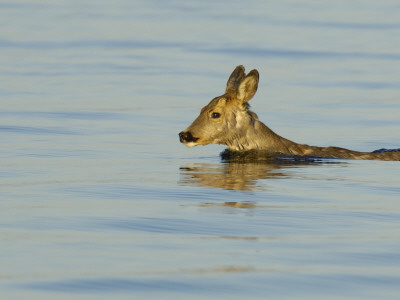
[180,153,340,191]
[180,162,280,191]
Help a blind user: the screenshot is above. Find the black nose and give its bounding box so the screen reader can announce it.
[179,131,196,143]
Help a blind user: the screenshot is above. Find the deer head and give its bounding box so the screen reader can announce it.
[179,65,259,149]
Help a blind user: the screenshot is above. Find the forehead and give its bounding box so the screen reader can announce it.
[200,96,228,113]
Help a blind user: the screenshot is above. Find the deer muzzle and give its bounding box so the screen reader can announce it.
[179,131,199,144]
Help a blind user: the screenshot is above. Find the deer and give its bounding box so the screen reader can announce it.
[179,65,400,161]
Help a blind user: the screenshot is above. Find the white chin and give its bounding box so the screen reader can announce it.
[184,142,198,148]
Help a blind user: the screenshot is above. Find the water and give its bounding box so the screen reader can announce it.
[1,1,400,299]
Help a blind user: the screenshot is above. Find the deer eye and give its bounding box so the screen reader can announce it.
[211,112,221,119]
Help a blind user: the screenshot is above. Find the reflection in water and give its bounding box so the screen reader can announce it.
[180,162,284,191]
[180,153,342,191]
[201,201,257,208]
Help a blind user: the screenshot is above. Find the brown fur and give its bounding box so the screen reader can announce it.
[179,65,400,161]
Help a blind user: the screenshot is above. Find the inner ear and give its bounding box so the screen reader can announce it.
[237,70,259,103]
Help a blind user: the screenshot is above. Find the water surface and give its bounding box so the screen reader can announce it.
[1,1,400,299]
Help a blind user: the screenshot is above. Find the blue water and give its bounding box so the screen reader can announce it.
[1,1,400,299]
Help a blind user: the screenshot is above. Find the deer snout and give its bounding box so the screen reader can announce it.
[179,131,198,143]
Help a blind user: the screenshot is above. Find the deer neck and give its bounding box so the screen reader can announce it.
[225,119,301,153]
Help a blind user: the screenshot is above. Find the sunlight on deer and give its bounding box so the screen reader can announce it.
[179,65,400,161]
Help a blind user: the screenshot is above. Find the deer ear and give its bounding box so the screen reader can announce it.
[226,65,245,93]
[237,69,259,103]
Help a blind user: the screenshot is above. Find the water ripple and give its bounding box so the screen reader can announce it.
[198,47,400,61]
[0,125,78,135]
[0,38,184,50]
[21,277,232,294]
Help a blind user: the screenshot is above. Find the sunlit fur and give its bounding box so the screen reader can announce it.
[180,65,400,161]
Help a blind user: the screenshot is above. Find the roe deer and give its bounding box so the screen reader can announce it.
[179,65,400,161]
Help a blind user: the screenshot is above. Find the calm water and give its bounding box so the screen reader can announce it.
[1,1,400,299]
